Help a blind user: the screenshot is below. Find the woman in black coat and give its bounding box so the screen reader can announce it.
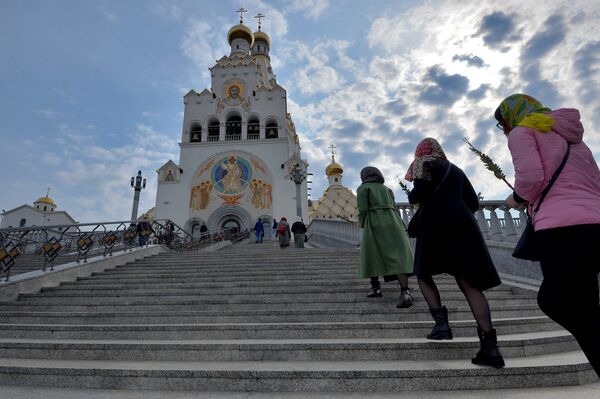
[405,137,503,368]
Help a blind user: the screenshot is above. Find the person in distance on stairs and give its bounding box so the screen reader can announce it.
[357,166,414,308]
[276,217,291,249]
[254,218,264,243]
[405,138,504,368]
[291,217,307,248]
[497,94,600,377]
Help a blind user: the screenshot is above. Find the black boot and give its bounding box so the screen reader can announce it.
[397,288,414,308]
[427,306,453,340]
[472,328,505,368]
[367,278,382,298]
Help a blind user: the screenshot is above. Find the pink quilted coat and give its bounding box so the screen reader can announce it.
[508,108,600,231]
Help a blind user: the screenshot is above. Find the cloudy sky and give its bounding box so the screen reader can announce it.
[1,0,600,222]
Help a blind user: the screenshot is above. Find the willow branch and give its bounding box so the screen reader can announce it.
[463,138,514,191]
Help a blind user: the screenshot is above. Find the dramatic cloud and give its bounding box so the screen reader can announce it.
[521,14,567,61]
[573,41,600,103]
[468,84,491,100]
[452,54,486,68]
[418,65,470,106]
[475,11,521,51]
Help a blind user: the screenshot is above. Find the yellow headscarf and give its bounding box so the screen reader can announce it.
[496,94,555,132]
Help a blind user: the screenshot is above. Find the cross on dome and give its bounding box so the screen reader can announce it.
[329,144,336,157]
[254,12,265,31]
[237,7,248,23]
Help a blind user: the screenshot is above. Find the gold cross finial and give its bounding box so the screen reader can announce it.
[254,12,265,31]
[237,7,248,23]
[328,144,336,158]
[46,187,51,197]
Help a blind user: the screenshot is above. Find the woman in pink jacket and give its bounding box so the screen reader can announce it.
[495,94,600,376]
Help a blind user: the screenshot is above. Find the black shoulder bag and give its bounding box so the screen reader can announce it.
[512,143,571,261]
[407,163,452,238]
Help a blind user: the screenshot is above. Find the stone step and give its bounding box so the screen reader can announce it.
[10,295,539,309]
[0,305,546,324]
[0,317,560,340]
[0,351,594,392]
[34,286,518,298]
[51,280,512,291]
[2,382,600,399]
[0,331,577,361]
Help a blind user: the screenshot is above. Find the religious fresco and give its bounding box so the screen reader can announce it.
[249,179,272,209]
[216,80,252,113]
[190,181,213,210]
[191,152,272,209]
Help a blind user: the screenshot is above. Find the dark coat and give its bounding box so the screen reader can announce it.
[408,159,500,290]
[291,221,307,234]
[254,221,264,234]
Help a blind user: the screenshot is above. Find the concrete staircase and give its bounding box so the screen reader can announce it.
[0,243,596,393]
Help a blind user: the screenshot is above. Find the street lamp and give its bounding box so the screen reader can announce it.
[289,164,307,218]
[130,170,146,221]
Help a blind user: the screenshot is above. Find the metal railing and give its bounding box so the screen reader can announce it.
[0,219,249,282]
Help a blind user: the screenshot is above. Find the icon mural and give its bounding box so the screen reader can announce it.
[190,181,213,210]
[190,152,272,209]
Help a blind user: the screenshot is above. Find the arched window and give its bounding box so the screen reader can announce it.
[208,120,220,142]
[225,115,242,141]
[190,123,202,142]
[19,218,26,227]
[247,117,260,140]
[266,121,278,139]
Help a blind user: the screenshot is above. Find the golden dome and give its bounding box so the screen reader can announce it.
[227,24,254,46]
[325,155,344,176]
[253,30,271,47]
[35,196,56,206]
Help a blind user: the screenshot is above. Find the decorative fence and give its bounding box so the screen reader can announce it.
[0,219,249,282]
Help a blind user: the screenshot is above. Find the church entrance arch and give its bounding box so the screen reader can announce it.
[207,205,253,236]
[221,218,241,236]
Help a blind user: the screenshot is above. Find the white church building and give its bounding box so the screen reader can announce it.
[154,13,308,239]
[0,195,76,229]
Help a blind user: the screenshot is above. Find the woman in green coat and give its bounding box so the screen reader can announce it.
[358,166,414,308]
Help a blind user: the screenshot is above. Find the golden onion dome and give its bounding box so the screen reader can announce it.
[35,196,56,206]
[253,30,271,47]
[227,23,254,46]
[325,156,344,176]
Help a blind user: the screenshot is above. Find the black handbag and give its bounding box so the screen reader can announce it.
[407,163,452,238]
[512,143,571,261]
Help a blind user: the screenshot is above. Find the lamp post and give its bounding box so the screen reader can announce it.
[289,164,307,218]
[130,170,146,221]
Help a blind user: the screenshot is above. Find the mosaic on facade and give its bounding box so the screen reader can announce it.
[191,152,272,210]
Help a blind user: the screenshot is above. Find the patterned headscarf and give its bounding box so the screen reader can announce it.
[495,94,554,132]
[360,166,385,184]
[404,138,447,181]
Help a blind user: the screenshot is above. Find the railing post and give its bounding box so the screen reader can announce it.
[475,207,490,239]
[486,205,503,238]
[501,207,518,240]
